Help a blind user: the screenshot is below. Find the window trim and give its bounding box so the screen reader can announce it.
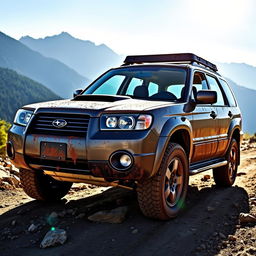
[205,73,227,107]
[218,78,237,107]
[191,70,210,106]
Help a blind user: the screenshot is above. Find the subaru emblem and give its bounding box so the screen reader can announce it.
[52,119,67,128]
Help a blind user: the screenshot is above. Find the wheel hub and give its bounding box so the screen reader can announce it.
[164,158,184,207]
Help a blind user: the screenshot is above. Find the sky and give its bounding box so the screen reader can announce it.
[0,0,256,66]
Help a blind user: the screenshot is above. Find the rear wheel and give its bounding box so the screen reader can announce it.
[137,143,189,220]
[213,138,239,187]
[20,168,72,201]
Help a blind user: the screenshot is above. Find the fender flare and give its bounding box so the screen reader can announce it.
[151,116,193,177]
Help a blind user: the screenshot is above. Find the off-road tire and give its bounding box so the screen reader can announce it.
[20,168,72,201]
[137,143,189,220]
[213,139,239,187]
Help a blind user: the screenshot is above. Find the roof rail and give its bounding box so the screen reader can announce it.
[123,53,218,72]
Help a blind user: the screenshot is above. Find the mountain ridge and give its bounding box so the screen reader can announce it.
[218,62,256,91]
[19,32,122,79]
[0,31,89,98]
[0,67,60,122]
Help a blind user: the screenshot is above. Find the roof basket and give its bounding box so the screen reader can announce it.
[123,53,218,72]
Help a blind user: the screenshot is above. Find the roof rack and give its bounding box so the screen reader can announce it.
[123,53,218,72]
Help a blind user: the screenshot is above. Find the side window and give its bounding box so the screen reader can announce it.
[148,82,158,96]
[93,75,125,95]
[191,72,208,100]
[219,79,236,107]
[206,75,225,106]
[126,78,143,95]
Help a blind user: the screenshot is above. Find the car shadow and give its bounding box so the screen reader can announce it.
[0,184,249,256]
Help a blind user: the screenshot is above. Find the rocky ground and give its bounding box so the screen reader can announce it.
[0,141,255,256]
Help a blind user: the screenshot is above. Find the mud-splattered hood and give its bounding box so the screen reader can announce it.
[23,97,176,114]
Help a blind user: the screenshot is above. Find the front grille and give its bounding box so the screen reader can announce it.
[29,113,90,136]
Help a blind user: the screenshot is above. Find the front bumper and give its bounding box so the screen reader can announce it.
[8,121,158,181]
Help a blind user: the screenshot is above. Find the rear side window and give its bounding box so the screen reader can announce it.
[206,75,225,106]
[219,79,236,107]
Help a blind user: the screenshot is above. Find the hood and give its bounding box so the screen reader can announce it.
[23,97,174,114]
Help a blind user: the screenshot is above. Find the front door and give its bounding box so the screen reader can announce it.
[190,72,218,163]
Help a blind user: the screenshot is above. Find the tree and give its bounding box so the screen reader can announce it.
[0,120,11,156]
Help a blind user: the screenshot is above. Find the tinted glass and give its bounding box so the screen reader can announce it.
[92,75,125,95]
[83,67,187,101]
[148,82,158,96]
[191,72,208,100]
[126,78,143,95]
[206,75,225,106]
[219,79,236,107]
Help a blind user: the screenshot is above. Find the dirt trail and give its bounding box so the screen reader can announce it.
[0,149,255,256]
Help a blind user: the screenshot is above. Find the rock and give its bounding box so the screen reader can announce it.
[249,197,256,206]
[28,223,37,232]
[40,228,67,248]
[207,206,215,212]
[200,244,206,250]
[233,203,240,208]
[228,235,237,241]
[219,232,226,239]
[201,175,211,181]
[58,210,66,218]
[66,209,74,215]
[132,229,138,234]
[247,247,256,254]
[88,206,128,224]
[47,212,58,226]
[239,213,256,223]
[75,213,85,219]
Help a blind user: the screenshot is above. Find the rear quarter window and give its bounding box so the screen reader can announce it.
[218,79,237,107]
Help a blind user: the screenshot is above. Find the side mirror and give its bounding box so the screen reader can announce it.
[196,90,217,104]
[73,89,83,98]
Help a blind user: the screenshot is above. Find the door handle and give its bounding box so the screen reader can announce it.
[228,111,233,118]
[210,111,217,119]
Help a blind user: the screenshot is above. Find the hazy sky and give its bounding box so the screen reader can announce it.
[1,0,256,65]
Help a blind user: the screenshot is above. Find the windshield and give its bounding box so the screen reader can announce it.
[83,66,187,101]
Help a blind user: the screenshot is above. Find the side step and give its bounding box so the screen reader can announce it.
[189,160,227,175]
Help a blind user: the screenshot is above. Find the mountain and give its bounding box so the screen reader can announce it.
[218,62,256,90]
[227,78,256,134]
[0,32,89,98]
[0,67,60,122]
[20,32,122,79]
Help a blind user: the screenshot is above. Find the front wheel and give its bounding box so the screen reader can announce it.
[213,138,239,187]
[137,143,189,220]
[20,168,72,201]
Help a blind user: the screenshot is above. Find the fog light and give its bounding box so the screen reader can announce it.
[109,151,134,171]
[120,154,132,167]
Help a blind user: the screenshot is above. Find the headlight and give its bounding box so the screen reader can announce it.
[101,114,152,130]
[106,117,117,128]
[14,109,34,126]
[118,116,135,129]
